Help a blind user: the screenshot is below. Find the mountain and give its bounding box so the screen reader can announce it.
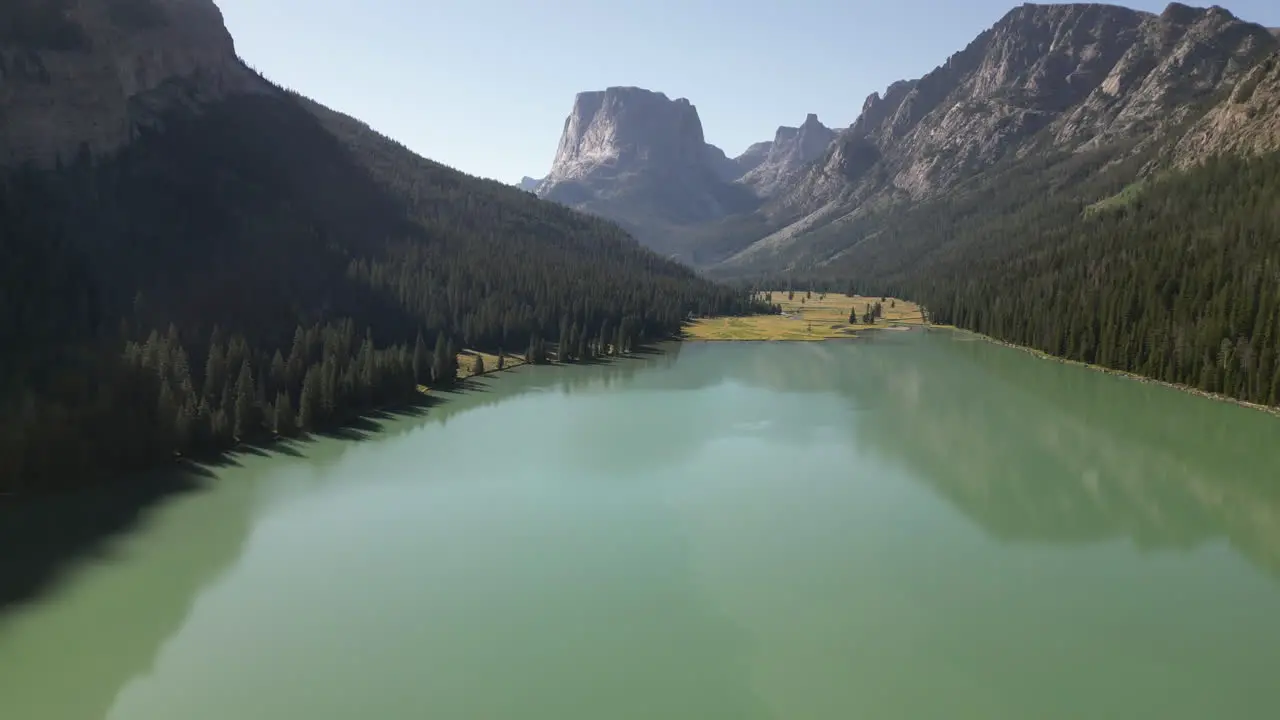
[733,141,774,174]
[713,2,1279,268]
[516,175,542,192]
[703,143,746,182]
[0,1,764,492]
[738,113,836,196]
[1172,50,1280,164]
[535,86,758,256]
[0,0,258,169]
[725,6,1280,411]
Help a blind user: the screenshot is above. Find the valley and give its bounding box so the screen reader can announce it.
[684,292,926,341]
[4,2,1280,718]
[519,1,1280,412]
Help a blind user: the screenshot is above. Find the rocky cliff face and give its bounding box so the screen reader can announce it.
[704,143,746,182]
[738,113,836,196]
[516,176,542,192]
[0,0,260,169]
[1171,50,1280,165]
[536,86,756,251]
[765,2,1277,237]
[733,141,773,174]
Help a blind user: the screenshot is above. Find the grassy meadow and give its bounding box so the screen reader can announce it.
[684,291,927,342]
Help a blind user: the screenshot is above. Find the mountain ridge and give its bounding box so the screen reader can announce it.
[531,4,1279,267]
[0,0,262,169]
[715,1,1280,269]
[0,0,763,490]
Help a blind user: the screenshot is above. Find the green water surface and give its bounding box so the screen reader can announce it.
[3,331,1280,719]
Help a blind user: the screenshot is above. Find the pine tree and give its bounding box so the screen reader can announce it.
[298,367,320,432]
[359,329,375,400]
[204,340,227,403]
[274,391,295,437]
[271,350,288,394]
[156,379,178,452]
[413,330,428,386]
[432,331,449,385]
[599,318,612,356]
[446,337,459,381]
[233,359,256,442]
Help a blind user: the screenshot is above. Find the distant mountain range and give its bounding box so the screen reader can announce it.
[524,2,1280,270]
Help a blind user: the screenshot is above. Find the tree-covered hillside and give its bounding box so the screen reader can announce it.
[916,152,1280,408]
[0,79,764,494]
[752,147,1280,409]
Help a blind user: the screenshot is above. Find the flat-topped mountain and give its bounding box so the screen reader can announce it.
[535,86,756,254]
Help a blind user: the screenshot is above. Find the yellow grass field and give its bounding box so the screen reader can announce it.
[455,349,527,380]
[416,350,528,394]
[684,291,928,342]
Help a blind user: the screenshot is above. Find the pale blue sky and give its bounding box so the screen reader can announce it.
[216,0,1280,184]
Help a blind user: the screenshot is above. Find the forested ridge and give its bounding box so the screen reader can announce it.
[918,153,1280,408]
[746,147,1280,410]
[0,79,765,495]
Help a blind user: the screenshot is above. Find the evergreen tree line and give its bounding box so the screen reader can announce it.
[0,88,767,494]
[778,148,1280,409]
[915,152,1280,407]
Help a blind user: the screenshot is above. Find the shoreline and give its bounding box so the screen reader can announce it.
[956,328,1280,418]
[683,292,929,342]
[680,322,922,343]
[1,348,589,503]
[683,312,1279,417]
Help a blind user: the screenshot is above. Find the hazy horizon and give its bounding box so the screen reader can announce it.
[215,0,1280,185]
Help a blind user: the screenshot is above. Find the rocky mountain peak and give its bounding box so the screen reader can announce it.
[774,1,1275,216]
[738,114,837,196]
[536,85,757,253]
[539,86,709,188]
[1161,2,1202,24]
[0,0,260,168]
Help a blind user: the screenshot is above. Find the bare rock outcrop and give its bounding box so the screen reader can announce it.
[1172,50,1280,164]
[738,113,836,196]
[536,86,756,250]
[744,2,1278,259]
[0,0,261,168]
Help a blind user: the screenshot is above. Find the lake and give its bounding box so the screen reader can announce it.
[4,331,1280,719]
